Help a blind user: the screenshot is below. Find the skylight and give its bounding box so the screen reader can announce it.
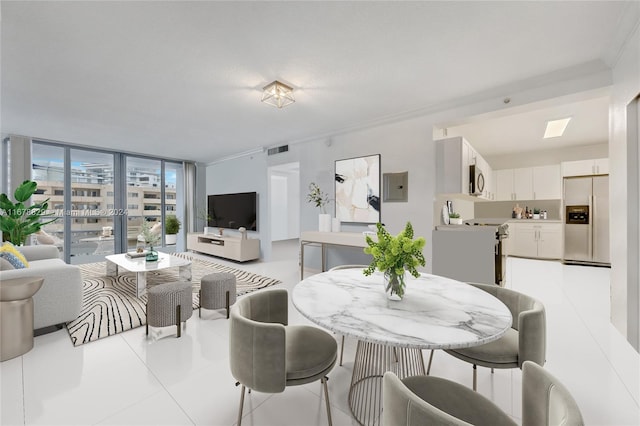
[543,117,571,139]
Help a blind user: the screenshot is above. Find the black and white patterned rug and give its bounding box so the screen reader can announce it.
[66,253,280,346]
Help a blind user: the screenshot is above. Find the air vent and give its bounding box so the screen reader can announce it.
[267,145,289,156]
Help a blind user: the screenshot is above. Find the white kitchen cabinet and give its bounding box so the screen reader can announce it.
[436,137,469,195]
[435,137,492,199]
[495,166,560,200]
[508,222,563,259]
[561,158,609,177]
[496,169,514,201]
[513,168,533,200]
[532,165,562,199]
[495,168,533,200]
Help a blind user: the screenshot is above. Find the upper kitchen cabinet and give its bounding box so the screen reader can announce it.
[532,165,562,199]
[495,165,561,201]
[561,158,609,177]
[495,168,533,201]
[435,137,493,200]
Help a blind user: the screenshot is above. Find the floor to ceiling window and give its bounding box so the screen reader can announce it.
[69,149,115,263]
[30,144,66,256]
[30,141,186,263]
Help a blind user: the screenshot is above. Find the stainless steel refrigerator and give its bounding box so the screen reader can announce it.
[563,175,610,264]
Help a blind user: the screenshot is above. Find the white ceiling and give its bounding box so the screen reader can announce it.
[437,94,610,158]
[0,1,633,163]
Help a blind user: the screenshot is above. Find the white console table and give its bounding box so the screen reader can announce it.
[187,233,260,262]
[299,231,369,279]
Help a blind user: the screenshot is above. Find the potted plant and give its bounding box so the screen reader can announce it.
[141,220,161,261]
[449,212,463,225]
[0,180,57,245]
[197,207,213,234]
[363,222,426,300]
[533,208,541,220]
[165,215,181,245]
[307,182,331,232]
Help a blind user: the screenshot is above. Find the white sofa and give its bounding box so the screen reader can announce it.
[0,245,83,330]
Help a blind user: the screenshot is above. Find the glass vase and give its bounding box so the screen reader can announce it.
[383,269,406,301]
[145,246,158,262]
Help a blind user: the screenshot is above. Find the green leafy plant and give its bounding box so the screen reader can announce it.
[363,222,426,299]
[449,212,461,219]
[165,215,181,235]
[533,208,540,214]
[141,220,160,247]
[306,182,330,214]
[0,180,57,245]
[197,207,212,225]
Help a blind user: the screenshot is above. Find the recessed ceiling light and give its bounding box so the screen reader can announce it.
[543,117,571,139]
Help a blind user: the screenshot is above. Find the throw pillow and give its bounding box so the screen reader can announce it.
[0,252,27,269]
[0,257,15,270]
[35,230,56,245]
[0,242,29,268]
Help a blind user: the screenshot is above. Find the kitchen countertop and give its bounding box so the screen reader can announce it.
[464,218,563,225]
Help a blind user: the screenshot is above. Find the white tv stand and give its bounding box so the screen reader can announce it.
[187,233,260,262]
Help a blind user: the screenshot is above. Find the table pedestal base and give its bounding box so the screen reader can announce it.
[349,340,425,426]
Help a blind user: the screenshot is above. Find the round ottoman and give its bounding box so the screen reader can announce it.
[199,272,237,319]
[146,281,193,338]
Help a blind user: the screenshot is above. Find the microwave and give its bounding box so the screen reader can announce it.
[469,165,485,196]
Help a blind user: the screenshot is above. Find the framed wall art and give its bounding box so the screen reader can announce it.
[334,154,381,223]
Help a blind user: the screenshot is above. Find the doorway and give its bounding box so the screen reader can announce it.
[268,162,300,242]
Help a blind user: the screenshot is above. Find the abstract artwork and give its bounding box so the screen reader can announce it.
[335,154,381,223]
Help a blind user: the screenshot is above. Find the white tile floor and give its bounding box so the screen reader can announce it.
[1,240,639,426]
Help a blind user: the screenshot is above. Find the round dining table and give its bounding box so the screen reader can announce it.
[292,268,512,426]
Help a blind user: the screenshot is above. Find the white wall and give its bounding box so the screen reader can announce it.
[270,175,288,241]
[610,14,640,350]
[287,170,300,238]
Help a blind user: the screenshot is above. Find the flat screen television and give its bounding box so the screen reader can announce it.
[207,192,257,231]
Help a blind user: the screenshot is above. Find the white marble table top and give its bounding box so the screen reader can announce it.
[292,269,512,350]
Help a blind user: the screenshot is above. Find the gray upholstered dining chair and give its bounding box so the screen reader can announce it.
[382,370,515,426]
[382,361,584,426]
[428,282,546,391]
[328,264,368,366]
[229,288,338,426]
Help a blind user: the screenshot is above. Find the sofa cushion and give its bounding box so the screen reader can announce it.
[0,242,29,268]
[27,258,67,270]
[0,257,15,270]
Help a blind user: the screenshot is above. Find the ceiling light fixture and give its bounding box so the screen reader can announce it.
[261,80,295,109]
[544,117,571,139]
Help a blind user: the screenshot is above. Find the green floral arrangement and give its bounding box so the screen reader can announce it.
[141,221,160,246]
[363,222,426,299]
[306,182,330,214]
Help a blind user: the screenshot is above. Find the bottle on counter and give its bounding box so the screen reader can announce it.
[525,206,529,219]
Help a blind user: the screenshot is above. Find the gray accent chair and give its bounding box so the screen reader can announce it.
[382,371,516,426]
[0,245,83,330]
[522,361,585,425]
[328,264,368,366]
[229,288,337,426]
[428,282,546,391]
[382,361,584,426]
